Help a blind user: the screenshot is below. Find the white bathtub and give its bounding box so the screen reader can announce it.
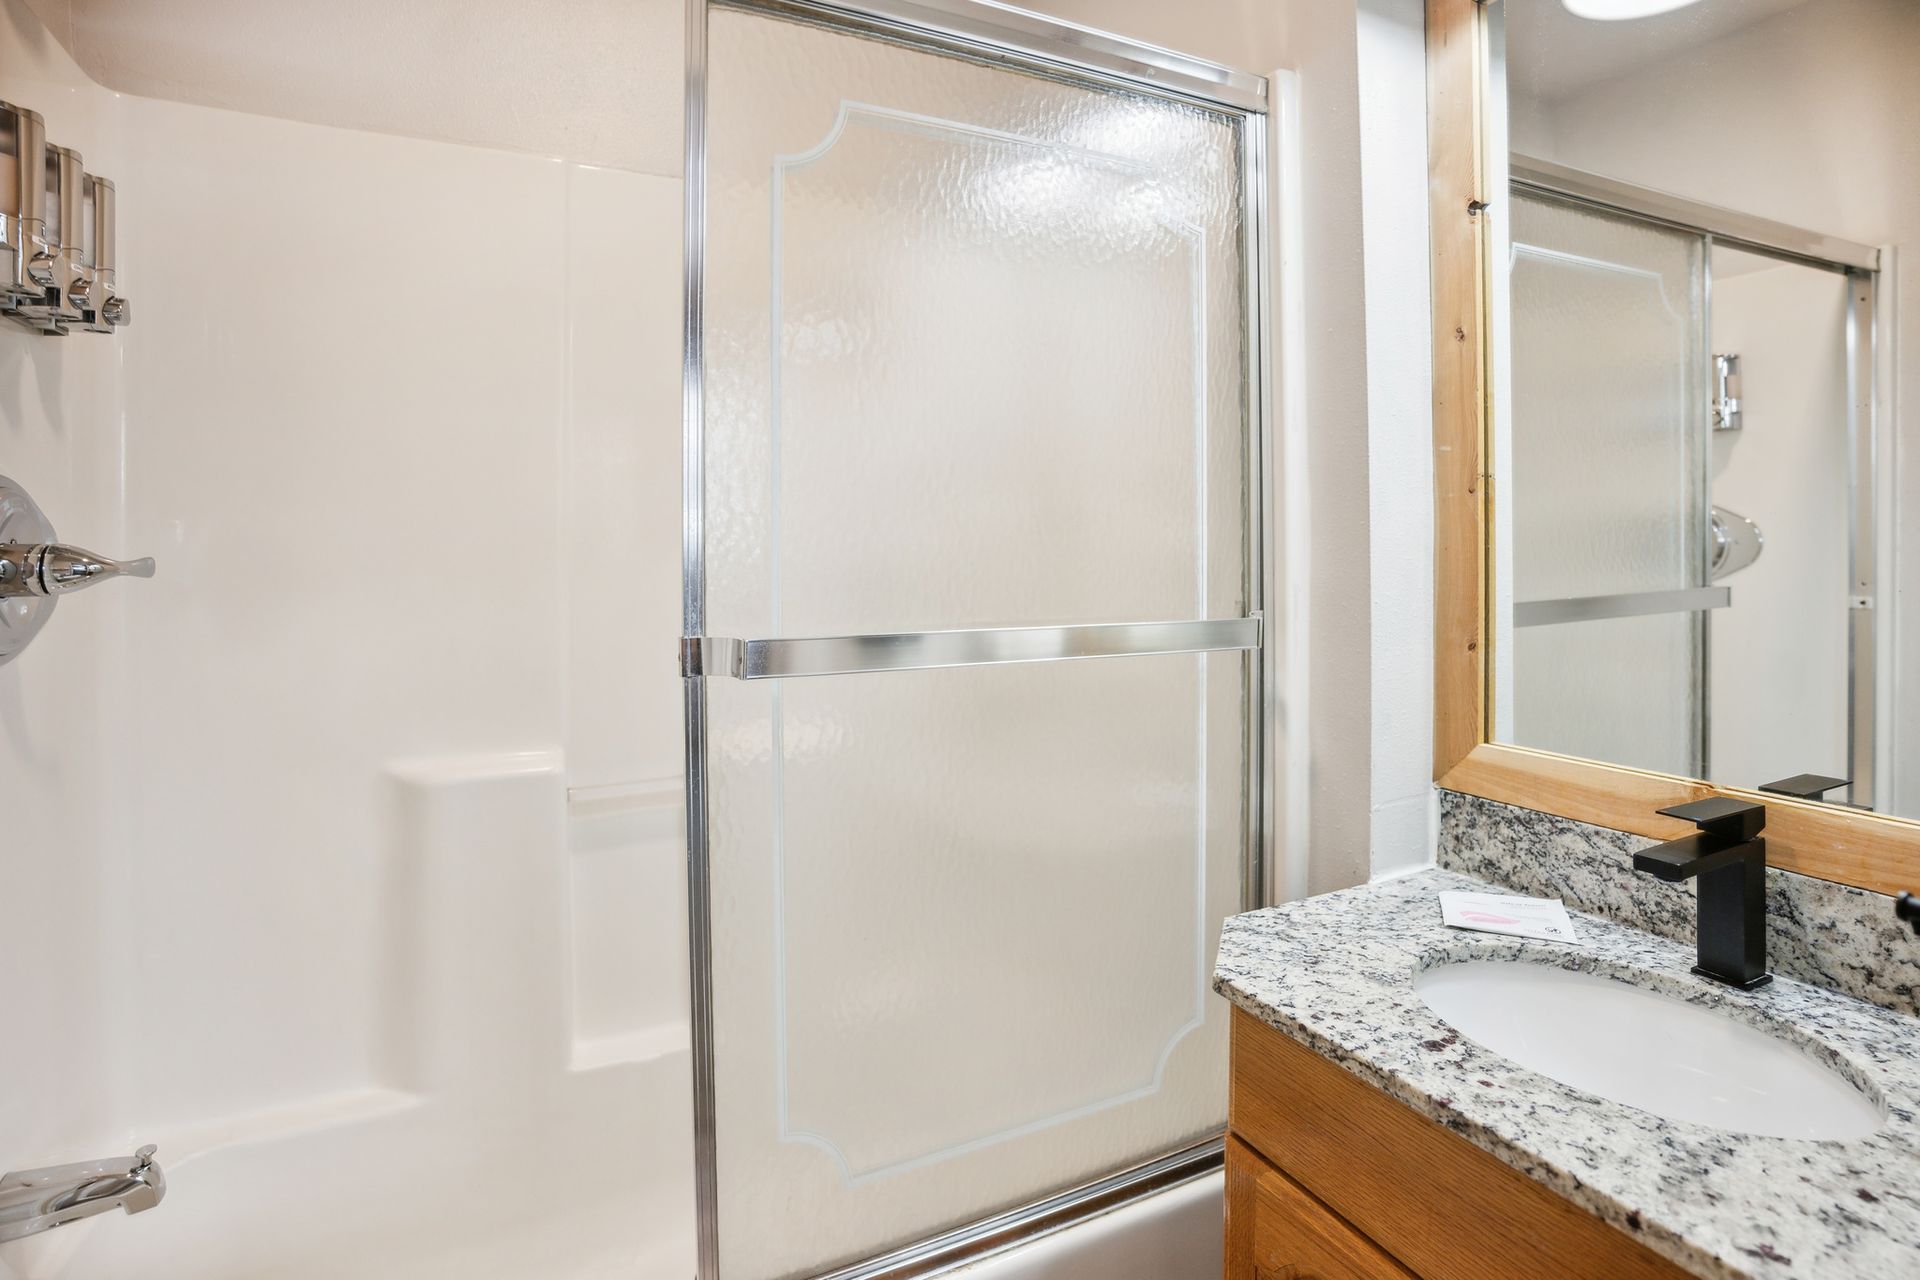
[957,1174,1224,1280]
[0,1045,697,1280]
[1,1056,1226,1280]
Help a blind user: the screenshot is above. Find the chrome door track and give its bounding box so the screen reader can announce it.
[813,1137,1224,1280]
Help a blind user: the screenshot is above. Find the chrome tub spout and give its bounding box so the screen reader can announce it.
[0,1145,166,1243]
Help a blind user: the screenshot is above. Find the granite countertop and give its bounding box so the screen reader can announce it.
[1213,867,1920,1280]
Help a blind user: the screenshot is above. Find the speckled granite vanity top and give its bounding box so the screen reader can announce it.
[1214,867,1920,1279]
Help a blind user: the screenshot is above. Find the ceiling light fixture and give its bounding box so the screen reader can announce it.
[1563,0,1705,19]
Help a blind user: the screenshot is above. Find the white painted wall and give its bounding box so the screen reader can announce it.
[1261,0,1440,888]
[1356,0,1437,878]
[1265,0,1375,893]
[1505,0,1918,813]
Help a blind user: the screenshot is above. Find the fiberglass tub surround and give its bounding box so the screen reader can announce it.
[1,1,696,1275]
[1214,870,1920,1278]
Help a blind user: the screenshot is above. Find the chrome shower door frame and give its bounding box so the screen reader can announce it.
[680,2,1273,1275]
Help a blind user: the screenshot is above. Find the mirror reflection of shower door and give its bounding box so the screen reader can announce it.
[685,4,1265,1277]
[1508,191,1712,778]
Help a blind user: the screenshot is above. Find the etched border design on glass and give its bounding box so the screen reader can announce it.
[764,101,1215,1185]
[1511,242,1688,320]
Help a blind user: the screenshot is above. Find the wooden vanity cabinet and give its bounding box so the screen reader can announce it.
[1227,1136,1414,1280]
[1225,1008,1692,1280]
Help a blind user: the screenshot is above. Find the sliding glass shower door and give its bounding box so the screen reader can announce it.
[683,3,1266,1276]
[1507,191,1712,778]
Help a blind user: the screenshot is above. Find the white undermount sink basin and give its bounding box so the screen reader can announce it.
[1414,960,1886,1141]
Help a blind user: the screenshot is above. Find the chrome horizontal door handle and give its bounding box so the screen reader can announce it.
[681,616,1262,680]
[1512,586,1729,629]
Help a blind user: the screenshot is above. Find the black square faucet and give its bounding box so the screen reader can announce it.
[1633,798,1771,990]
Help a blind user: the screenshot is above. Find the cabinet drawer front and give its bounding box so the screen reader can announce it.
[1227,1137,1415,1280]
[1229,1009,1688,1280]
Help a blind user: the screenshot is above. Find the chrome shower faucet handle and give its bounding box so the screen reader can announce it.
[0,541,156,597]
[0,475,155,667]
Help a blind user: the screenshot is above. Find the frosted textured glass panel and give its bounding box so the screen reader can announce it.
[1509,194,1706,602]
[704,8,1247,639]
[779,660,1206,1178]
[1505,192,1707,775]
[1512,614,1698,778]
[699,8,1255,1278]
[705,654,1245,1278]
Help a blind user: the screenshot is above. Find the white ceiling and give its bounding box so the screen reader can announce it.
[15,0,1288,177]
[20,0,688,175]
[14,0,1829,175]
[1505,0,1819,104]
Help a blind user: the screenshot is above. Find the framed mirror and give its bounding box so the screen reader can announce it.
[1426,0,1920,893]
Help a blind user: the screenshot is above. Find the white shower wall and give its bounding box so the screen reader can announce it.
[1,2,693,1274]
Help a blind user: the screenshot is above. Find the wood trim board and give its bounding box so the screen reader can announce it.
[1427,0,1490,780]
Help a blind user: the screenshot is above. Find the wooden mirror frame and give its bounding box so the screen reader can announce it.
[1424,0,1919,896]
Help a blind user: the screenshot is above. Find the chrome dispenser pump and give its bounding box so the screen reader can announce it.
[82,173,128,330]
[25,143,90,331]
[0,100,48,308]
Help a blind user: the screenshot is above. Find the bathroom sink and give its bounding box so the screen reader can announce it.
[1414,960,1885,1140]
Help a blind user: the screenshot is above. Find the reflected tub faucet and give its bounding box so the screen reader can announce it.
[0,1145,166,1243]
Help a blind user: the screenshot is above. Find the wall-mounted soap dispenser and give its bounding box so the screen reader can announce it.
[82,174,127,330]
[0,100,48,310]
[28,143,89,331]
[0,100,128,335]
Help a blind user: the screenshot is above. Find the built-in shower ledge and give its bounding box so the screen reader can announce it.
[571,1021,691,1073]
[146,1086,421,1164]
[1213,869,1920,1279]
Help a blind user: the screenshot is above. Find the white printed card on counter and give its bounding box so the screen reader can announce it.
[1438,890,1579,944]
